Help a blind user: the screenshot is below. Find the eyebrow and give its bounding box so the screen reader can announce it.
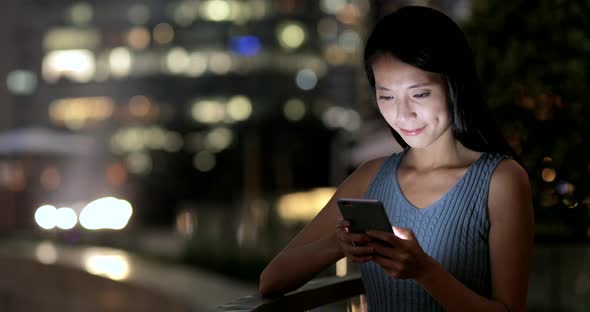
[376,82,433,91]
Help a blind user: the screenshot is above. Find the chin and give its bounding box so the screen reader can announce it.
[402,138,430,149]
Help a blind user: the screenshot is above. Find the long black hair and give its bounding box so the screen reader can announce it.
[364,6,516,158]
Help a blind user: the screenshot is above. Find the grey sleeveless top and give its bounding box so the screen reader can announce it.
[360,148,510,311]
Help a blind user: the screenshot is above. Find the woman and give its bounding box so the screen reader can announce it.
[259,6,534,311]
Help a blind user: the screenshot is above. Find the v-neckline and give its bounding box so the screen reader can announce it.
[393,148,485,211]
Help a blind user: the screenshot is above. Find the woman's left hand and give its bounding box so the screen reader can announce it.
[366,226,434,280]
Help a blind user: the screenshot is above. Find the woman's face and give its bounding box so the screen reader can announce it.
[372,54,452,149]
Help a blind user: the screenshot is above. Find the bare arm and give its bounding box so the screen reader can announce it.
[258,157,386,297]
[418,159,534,311]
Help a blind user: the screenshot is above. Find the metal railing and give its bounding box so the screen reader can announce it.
[212,273,365,311]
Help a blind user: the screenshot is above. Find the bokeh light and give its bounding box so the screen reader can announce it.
[126,27,151,50]
[83,248,130,280]
[283,98,306,121]
[128,4,151,25]
[67,2,93,26]
[6,70,37,95]
[153,23,174,45]
[226,95,253,121]
[35,241,58,265]
[277,22,306,50]
[55,207,77,230]
[109,47,132,78]
[35,205,58,230]
[542,168,557,182]
[79,197,133,230]
[277,187,336,223]
[193,151,216,172]
[42,49,95,83]
[205,127,233,152]
[295,69,318,90]
[201,0,232,21]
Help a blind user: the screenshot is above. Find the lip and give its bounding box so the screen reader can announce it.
[399,126,426,136]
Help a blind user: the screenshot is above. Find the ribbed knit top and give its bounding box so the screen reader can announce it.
[360,148,509,311]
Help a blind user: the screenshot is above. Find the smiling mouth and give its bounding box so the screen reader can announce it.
[399,126,426,136]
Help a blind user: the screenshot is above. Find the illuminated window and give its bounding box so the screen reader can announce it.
[42,49,95,83]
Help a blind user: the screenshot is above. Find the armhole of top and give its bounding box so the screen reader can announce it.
[482,155,513,235]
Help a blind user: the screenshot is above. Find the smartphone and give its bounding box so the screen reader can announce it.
[337,198,393,234]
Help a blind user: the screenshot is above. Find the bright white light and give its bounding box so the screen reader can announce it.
[109,47,132,78]
[55,207,78,230]
[83,248,130,280]
[35,241,58,264]
[42,49,95,83]
[295,69,318,90]
[79,197,133,230]
[35,205,57,230]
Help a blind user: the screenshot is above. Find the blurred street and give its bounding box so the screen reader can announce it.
[0,238,256,311]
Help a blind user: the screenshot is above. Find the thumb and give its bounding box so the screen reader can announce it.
[392,226,415,240]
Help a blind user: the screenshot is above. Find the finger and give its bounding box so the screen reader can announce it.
[366,230,402,247]
[370,242,405,261]
[372,255,402,277]
[341,244,374,258]
[337,219,350,229]
[350,255,374,263]
[339,231,371,245]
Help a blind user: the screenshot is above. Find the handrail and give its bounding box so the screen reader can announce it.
[212,273,365,311]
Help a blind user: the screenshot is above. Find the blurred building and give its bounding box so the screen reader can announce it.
[0,0,378,232]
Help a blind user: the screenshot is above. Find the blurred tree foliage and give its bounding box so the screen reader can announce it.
[462,0,590,240]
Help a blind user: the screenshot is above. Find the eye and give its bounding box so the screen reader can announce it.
[379,95,394,101]
[413,91,431,98]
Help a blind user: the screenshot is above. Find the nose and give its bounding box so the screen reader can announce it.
[396,98,416,122]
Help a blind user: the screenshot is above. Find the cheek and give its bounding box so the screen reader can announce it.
[420,103,449,123]
[377,103,397,121]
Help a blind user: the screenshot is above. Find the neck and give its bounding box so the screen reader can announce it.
[404,136,478,171]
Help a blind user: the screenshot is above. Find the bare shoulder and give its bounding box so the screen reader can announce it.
[353,156,388,180]
[488,159,533,222]
[489,159,530,195]
[338,156,388,194]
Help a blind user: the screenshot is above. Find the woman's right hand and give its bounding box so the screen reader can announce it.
[336,219,375,263]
